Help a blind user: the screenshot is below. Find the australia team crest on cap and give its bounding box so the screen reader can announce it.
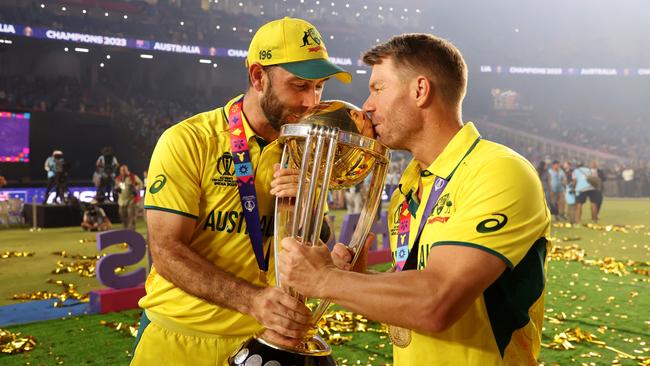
[300,28,324,52]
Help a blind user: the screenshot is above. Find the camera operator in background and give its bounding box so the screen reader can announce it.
[95,146,119,203]
[81,200,112,231]
[115,164,142,231]
[52,150,70,204]
[43,150,60,203]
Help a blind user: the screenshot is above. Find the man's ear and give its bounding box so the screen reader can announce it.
[249,63,266,92]
[413,75,433,108]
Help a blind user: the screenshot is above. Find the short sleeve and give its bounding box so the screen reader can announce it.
[144,125,203,219]
[433,156,549,268]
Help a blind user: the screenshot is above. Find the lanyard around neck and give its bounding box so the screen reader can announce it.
[227,97,270,272]
[394,175,449,272]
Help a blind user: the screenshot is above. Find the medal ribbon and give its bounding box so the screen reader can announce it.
[227,96,270,272]
[394,175,449,272]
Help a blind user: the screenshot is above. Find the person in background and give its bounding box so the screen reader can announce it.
[548,160,567,221]
[81,200,112,231]
[43,150,61,203]
[572,161,600,224]
[95,146,119,203]
[115,164,143,231]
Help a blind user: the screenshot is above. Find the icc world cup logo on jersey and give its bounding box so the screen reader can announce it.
[217,152,235,176]
[212,152,237,188]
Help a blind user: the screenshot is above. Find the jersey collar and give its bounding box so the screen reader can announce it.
[425,122,482,180]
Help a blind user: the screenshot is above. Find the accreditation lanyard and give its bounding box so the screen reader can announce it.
[227,96,270,273]
[394,175,449,272]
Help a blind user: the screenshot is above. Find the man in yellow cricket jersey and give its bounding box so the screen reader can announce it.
[130,17,352,365]
[278,34,551,365]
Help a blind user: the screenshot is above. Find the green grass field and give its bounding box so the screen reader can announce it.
[1,198,648,365]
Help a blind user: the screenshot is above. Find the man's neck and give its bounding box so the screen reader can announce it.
[411,116,463,171]
[241,91,279,141]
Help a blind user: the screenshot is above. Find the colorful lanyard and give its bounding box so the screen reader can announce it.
[394,175,449,271]
[227,97,270,272]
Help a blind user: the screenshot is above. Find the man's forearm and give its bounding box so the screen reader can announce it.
[152,238,261,315]
[320,269,441,332]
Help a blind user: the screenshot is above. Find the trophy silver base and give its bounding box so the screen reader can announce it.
[228,335,336,366]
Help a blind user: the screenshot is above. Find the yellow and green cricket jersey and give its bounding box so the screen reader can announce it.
[388,122,551,365]
[141,95,281,337]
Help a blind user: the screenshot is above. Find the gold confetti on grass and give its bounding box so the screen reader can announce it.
[51,260,97,277]
[553,222,648,234]
[316,310,386,346]
[1,251,35,259]
[543,326,649,363]
[99,320,139,338]
[50,252,124,278]
[548,245,649,277]
[0,328,37,354]
[12,279,89,305]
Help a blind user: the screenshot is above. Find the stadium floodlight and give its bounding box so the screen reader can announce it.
[355,69,367,74]
[61,6,66,11]
[105,12,109,16]
[106,55,111,59]
[64,47,69,52]
[74,47,89,53]
[140,54,153,59]
[180,21,184,26]
[83,9,87,14]
[216,25,221,29]
[123,15,128,19]
[199,59,212,64]
[213,63,218,68]
[40,4,45,8]
[100,63,105,68]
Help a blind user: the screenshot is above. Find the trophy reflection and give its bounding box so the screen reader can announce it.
[229,101,390,366]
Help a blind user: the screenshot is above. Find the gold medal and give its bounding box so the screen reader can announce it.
[388,325,412,348]
[258,270,268,285]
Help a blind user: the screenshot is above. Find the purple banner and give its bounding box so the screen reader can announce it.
[0,22,354,66]
[0,186,145,204]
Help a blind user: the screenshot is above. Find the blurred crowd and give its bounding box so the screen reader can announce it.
[2,72,649,200]
[536,159,649,225]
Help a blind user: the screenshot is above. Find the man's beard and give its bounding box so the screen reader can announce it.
[260,79,306,132]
